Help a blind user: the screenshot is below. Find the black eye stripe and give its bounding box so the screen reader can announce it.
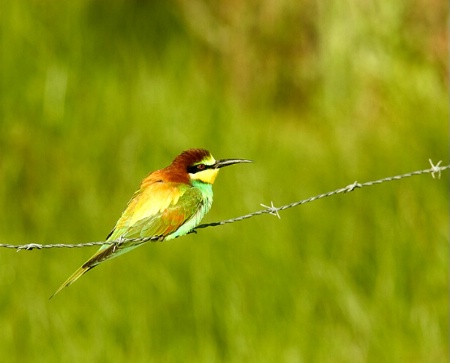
[187,164,212,174]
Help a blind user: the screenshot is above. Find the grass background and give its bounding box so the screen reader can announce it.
[0,0,447,362]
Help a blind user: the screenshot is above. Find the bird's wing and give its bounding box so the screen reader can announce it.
[112,182,203,237]
[121,188,204,239]
[50,183,205,298]
[96,183,205,261]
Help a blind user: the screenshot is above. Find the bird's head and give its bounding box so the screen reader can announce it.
[171,148,252,185]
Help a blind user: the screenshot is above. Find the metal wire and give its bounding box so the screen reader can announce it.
[1,160,447,251]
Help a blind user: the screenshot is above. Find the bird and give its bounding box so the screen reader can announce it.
[50,148,251,298]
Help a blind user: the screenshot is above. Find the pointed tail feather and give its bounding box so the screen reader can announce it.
[49,264,93,299]
[49,244,121,299]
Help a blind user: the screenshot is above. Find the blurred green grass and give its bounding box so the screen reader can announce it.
[0,0,447,362]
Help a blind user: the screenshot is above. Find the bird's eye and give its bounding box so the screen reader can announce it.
[187,164,207,174]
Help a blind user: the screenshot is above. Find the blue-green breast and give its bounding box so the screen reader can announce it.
[166,180,214,240]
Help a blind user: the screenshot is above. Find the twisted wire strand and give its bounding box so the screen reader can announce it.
[1,160,447,251]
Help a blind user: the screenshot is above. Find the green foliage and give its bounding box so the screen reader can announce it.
[0,0,447,362]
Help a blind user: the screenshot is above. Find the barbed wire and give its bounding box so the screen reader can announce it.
[1,159,447,252]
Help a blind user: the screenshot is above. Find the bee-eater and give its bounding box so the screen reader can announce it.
[50,148,251,298]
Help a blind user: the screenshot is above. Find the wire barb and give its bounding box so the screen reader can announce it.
[345,181,362,192]
[0,160,448,251]
[17,243,43,251]
[429,159,443,179]
[261,202,281,219]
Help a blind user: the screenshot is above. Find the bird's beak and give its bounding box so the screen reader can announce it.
[214,158,253,169]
